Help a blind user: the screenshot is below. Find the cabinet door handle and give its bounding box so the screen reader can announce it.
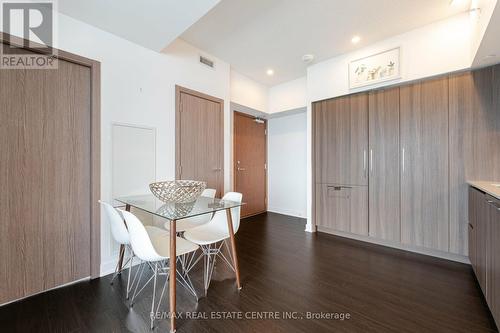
[363,150,367,177]
[327,185,352,190]
[369,149,373,174]
[402,148,405,173]
[486,200,500,209]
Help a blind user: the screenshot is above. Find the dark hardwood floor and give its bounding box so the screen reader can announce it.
[0,212,497,332]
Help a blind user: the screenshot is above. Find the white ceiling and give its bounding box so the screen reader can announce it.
[58,0,220,51]
[181,0,470,86]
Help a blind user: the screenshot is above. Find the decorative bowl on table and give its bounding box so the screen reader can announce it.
[149,180,206,203]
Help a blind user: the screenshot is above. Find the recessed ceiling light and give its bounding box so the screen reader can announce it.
[266,69,274,76]
[449,0,467,6]
[351,35,361,44]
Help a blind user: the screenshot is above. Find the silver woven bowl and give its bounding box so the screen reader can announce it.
[149,180,206,203]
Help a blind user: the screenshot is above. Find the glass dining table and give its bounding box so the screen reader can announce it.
[115,194,244,333]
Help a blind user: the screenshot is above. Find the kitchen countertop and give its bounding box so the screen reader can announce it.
[468,181,500,200]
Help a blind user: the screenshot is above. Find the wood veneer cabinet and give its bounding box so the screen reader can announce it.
[368,87,400,242]
[313,64,500,258]
[449,66,500,255]
[315,185,368,235]
[487,194,500,325]
[313,92,368,236]
[469,187,488,294]
[314,93,368,186]
[469,186,500,326]
[400,77,449,251]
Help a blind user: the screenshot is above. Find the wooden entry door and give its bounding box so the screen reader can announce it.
[176,86,224,196]
[234,112,267,217]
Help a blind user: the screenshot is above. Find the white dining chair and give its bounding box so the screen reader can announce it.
[121,210,199,329]
[99,201,135,299]
[183,192,242,295]
[163,188,217,233]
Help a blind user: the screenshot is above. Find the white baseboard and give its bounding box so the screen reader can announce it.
[100,257,120,277]
[317,226,470,264]
[305,223,316,233]
[100,251,143,277]
[267,206,306,219]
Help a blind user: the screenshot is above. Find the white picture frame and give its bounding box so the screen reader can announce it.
[349,47,401,89]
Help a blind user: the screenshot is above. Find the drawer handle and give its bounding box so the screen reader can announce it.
[327,186,352,190]
[486,200,500,209]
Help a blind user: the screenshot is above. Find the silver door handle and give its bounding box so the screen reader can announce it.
[370,149,373,173]
[213,167,222,171]
[402,148,405,173]
[363,150,367,176]
[237,167,246,171]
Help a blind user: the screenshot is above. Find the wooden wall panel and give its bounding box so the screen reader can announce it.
[400,77,449,251]
[368,87,400,242]
[449,67,500,255]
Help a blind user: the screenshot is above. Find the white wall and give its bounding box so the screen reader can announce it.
[230,70,268,112]
[49,13,232,275]
[268,77,307,113]
[267,111,307,218]
[307,13,473,102]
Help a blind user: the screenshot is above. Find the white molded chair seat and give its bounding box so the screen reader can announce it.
[145,225,199,257]
[122,211,199,261]
[164,188,217,232]
[183,192,242,245]
[182,223,233,245]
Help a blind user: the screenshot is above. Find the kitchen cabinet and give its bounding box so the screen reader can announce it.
[469,186,488,294]
[368,87,400,242]
[312,64,500,260]
[469,186,500,326]
[487,194,500,325]
[316,184,368,235]
[313,93,368,186]
[400,77,449,251]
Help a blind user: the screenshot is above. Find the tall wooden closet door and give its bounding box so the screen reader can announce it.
[0,60,92,305]
[400,78,449,251]
[368,87,400,242]
[177,87,224,196]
